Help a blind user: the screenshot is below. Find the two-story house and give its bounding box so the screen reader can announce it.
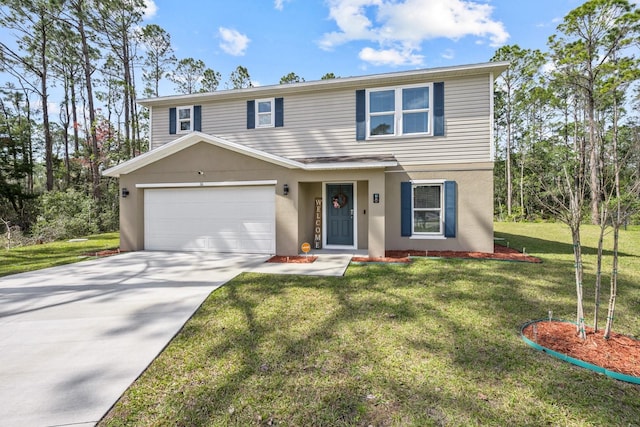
[103,61,508,258]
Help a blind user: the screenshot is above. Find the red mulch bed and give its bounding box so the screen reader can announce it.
[351,244,541,263]
[266,255,318,263]
[522,320,640,379]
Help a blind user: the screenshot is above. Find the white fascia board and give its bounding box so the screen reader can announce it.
[136,180,277,189]
[302,161,398,170]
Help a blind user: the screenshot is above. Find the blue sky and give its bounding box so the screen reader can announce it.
[142,0,591,93]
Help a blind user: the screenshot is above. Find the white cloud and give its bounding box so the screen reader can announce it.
[48,102,60,116]
[359,46,423,66]
[274,0,290,10]
[441,48,455,60]
[320,0,509,66]
[218,27,250,56]
[142,0,157,20]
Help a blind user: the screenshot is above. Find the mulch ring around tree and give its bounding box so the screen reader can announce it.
[522,320,640,380]
[351,244,542,263]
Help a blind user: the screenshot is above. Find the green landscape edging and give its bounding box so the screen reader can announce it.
[520,319,640,385]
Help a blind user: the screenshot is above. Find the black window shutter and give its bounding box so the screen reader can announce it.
[355,89,366,140]
[169,107,177,134]
[275,97,284,127]
[193,105,201,131]
[247,100,255,129]
[433,82,444,136]
[444,180,456,237]
[400,181,412,236]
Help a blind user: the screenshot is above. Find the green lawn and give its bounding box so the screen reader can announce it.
[0,232,120,277]
[64,224,640,425]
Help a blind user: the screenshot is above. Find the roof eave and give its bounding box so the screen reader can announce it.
[137,61,510,107]
[302,161,398,170]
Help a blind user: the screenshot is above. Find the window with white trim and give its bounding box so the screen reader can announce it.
[256,98,275,128]
[177,106,193,133]
[367,84,432,138]
[412,182,443,234]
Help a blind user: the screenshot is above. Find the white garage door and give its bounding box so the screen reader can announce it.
[144,186,275,253]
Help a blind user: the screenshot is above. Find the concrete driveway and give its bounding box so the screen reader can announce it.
[0,251,269,427]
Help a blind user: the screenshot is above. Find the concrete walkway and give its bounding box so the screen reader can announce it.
[0,251,353,427]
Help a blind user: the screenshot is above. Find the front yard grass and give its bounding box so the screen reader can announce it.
[94,222,636,425]
[0,232,119,278]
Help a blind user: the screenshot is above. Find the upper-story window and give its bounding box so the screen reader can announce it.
[247,98,284,129]
[256,98,275,128]
[169,105,201,135]
[177,106,193,133]
[366,84,432,138]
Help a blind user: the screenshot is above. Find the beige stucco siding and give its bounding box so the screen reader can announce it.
[384,163,494,253]
[118,141,388,257]
[150,75,492,165]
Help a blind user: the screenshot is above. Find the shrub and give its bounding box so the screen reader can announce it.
[32,189,99,241]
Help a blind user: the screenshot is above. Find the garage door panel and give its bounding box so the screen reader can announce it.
[144,186,275,254]
[148,236,208,251]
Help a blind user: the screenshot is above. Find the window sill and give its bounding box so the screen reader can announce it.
[364,133,433,141]
[409,235,447,240]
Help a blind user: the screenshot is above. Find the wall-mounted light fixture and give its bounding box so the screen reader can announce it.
[283,184,289,196]
[121,188,130,198]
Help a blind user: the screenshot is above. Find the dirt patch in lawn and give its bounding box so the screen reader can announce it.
[351,244,541,263]
[267,255,318,263]
[82,249,121,257]
[522,320,640,379]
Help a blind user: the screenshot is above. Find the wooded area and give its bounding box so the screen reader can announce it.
[0,0,260,244]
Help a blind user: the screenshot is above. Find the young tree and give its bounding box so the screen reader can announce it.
[534,74,589,339]
[543,0,640,339]
[602,63,640,336]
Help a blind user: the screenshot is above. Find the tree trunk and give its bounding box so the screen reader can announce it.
[593,214,606,332]
[71,74,80,155]
[506,91,513,217]
[39,19,54,191]
[76,0,101,200]
[571,225,587,340]
[604,79,621,339]
[604,225,619,339]
[123,38,132,158]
